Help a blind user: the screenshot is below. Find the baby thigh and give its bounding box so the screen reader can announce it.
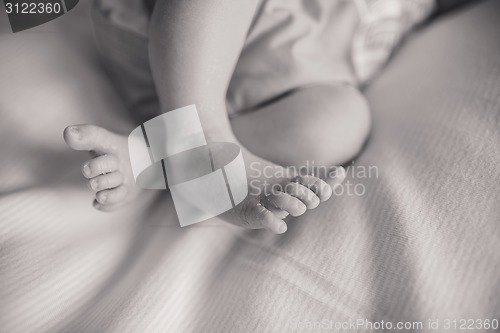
[231,84,371,168]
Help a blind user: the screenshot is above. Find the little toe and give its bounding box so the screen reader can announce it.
[293,175,332,202]
[284,182,320,209]
[95,185,128,206]
[88,172,124,192]
[64,124,120,154]
[82,155,119,178]
[265,191,307,217]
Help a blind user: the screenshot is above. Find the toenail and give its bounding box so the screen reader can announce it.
[297,203,307,214]
[90,179,98,190]
[69,126,80,139]
[278,221,287,234]
[82,163,91,177]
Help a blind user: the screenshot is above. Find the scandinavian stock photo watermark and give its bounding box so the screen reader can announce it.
[288,318,499,331]
[248,160,379,197]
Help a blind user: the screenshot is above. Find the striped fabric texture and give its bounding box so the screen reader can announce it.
[0,1,499,332]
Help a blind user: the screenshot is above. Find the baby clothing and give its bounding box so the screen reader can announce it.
[93,0,435,116]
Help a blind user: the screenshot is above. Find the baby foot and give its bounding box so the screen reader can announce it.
[63,124,346,234]
[220,148,346,234]
[63,124,140,211]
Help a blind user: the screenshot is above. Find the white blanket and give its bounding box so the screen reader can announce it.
[0,1,499,332]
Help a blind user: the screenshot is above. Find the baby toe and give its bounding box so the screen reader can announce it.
[293,175,332,202]
[237,198,287,234]
[64,124,120,154]
[284,182,320,209]
[88,172,124,192]
[262,197,290,219]
[265,191,307,217]
[254,203,287,234]
[82,154,119,178]
[95,185,128,206]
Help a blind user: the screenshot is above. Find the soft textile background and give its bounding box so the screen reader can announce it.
[0,1,499,332]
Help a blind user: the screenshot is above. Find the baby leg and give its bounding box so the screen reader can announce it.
[231,83,371,169]
[64,0,346,234]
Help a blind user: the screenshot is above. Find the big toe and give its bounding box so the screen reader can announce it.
[64,124,119,154]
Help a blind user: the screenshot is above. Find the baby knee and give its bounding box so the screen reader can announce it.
[300,85,371,166]
[330,86,371,163]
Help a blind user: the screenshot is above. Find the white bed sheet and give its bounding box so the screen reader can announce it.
[0,1,499,332]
